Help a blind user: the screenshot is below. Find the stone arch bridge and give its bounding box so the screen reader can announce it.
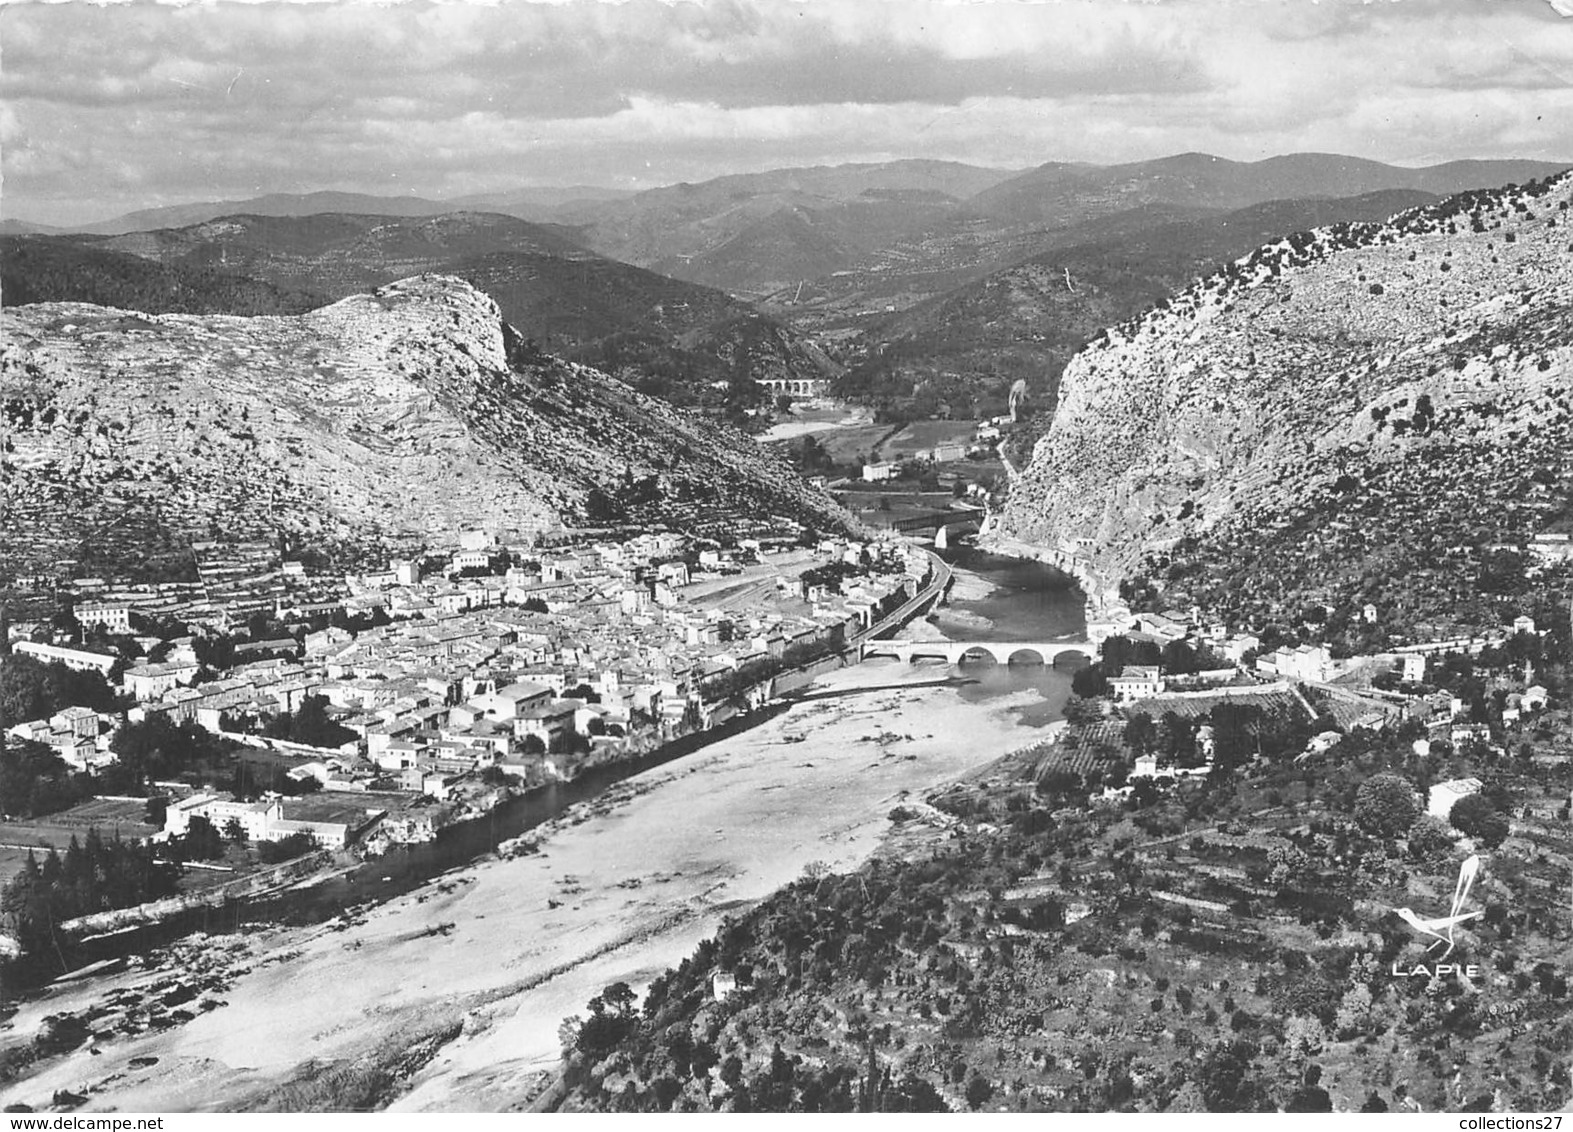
[859,638,1097,667]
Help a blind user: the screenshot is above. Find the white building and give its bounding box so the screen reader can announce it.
[1109,666,1164,701]
[1220,634,1261,663]
[123,661,200,702]
[77,604,133,634]
[1255,644,1332,683]
[451,550,493,572]
[163,793,369,848]
[165,794,276,842]
[1428,778,1483,821]
[13,641,118,677]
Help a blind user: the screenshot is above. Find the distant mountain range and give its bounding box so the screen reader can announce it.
[837,189,1443,426]
[8,152,1568,431]
[14,154,1566,305]
[1,235,329,316]
[963,153,1571,227]
[567,152,1570,296]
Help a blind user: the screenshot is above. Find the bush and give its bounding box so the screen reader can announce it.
[1406,815,1455,861]
[1354,773,1419,838]
[257,831,319,864]
[1449,794,1509,848]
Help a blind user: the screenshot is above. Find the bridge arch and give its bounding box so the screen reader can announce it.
[859,638,1098,667]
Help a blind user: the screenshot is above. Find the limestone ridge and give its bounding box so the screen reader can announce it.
[988,172,1573,618]
[1,275,853,576]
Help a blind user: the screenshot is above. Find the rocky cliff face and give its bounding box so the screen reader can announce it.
[0,275,852,579]
[989,173,1573,627]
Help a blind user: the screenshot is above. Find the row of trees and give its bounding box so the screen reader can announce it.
[1352,771,1514,848]
[260,694,357,749]
[0,832,178,979]
[0,653,121,731]
[108,713,239,787]
[1069,635,1231,699]
[0,741,98,819]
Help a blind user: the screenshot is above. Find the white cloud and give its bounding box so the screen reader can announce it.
[2,0,1569,224]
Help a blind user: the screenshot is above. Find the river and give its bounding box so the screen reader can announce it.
[0,548,1085,1113]
[929,546,1088,724]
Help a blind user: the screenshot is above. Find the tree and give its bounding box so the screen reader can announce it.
[1334,984,1375,1038]
[576,980,638,1060]
[1267,843,1313,890]
[180,815,226,861]
[1,653,120,725]
[1406,815,1454,861]
[267,694,355,749]
[1199,1040,1268,1112]
[964,1071,994,1110]
[223,816,249,846]
[1161,639,1200,675]
[1209,703,1260,773]
[1449,794,1509,848]
[0,740,95,819]
[1286,1083,1333,1112]
[1353,773,1420,838]
[1123,712,1156,756]
[257,831,318,864]
[1071,664,1110,698]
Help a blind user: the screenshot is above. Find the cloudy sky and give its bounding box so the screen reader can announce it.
[4,0,1572,225]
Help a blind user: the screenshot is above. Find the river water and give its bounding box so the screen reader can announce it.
[931,546,1088,725]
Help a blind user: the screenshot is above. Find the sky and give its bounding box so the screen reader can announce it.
[3,0,1573,226]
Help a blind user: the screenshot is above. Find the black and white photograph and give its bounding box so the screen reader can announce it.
[1,0,1571,1116]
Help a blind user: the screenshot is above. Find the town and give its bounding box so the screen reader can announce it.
[1,527,937,926]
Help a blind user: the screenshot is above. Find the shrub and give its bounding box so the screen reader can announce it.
[1449,794,1509,848]
[1406,815,1454,861]
[1354,773,1419,838]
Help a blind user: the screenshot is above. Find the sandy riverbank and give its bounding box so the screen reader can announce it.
[0,658,1053,1113]
[757,406,875,443]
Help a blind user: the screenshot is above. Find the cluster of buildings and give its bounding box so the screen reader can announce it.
[162,792,379,849]
[858,423,1005,483]
[5,705,119,773]
[1086,598,1553,756]
[9,531,934,844]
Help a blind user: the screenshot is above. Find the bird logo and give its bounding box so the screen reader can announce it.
[1394,854,1483,959]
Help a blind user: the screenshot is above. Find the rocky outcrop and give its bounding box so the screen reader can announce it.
[0,275,853,580]
[988,172,1573,624]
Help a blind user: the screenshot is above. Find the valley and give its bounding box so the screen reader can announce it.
[3,148,1572,1119]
